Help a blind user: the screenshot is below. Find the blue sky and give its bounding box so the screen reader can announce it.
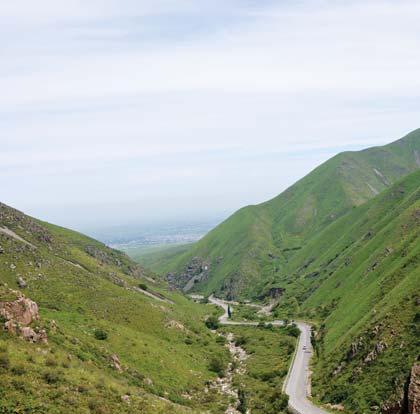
[2,0,420,230]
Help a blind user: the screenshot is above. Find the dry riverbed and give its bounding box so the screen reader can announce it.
[208,332,249,414]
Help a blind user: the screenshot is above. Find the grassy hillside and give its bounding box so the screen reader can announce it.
[157,128,420,299]
[271,169,420,413]
[124,243,192,272]
[0,203,235,413]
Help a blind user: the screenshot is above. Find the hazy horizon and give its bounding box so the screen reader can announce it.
[2,1,420,230]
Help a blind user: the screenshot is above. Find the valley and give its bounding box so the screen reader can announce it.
[142,130,420,413]
[0,130,419,414]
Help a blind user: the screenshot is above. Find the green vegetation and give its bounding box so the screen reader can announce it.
[124,243,192,272]
[157,128,420,300]
[1,129,419,413]
[205,315,220,330]
[0,203,232,413]
[220,325,295,414]
[154,129,420,413]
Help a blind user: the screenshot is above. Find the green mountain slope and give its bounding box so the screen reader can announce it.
[274,170,420,413]
[0,203,232,413]
[158,128,420,299]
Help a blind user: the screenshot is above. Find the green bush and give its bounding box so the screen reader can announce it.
[94,328,108,340]
[138,283,148,291]
[205,315,219,330]
[267,390,289,413]
[208,356,225,377]
[238,388,247,413]
[45,357,58,367]
[216,336,227,345]
[11,365,26,375]
[43,370,61,384]
[235,335,247,346]
[0,353,10,370]
[283,323,300,338]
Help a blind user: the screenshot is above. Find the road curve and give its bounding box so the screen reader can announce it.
[208,295,284,326]
[208,296,327,414]
[284,322,328,414]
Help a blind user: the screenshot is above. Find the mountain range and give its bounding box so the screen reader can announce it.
[0,128,419,413]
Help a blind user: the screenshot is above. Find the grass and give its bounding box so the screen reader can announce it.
[219,324,296,414]
[0,203,232,413]
[124,243,192,272]
[156,128,420,300]
[151,129,420,413]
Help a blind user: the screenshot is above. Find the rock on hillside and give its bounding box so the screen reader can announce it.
[0,289,47,343]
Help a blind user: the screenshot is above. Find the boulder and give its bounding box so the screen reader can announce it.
[0,294,39,325]
[0,292,47,343]
[110,354,122,372]
[17,277,27,288]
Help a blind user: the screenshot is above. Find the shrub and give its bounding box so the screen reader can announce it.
[88,399,110,414]
[284,323,300,338]
[216,336,227,345]
[184,337,193,345]
[11,379,26,391]
[235,335,247,346]
[0,353,10,370]
[45,357,58,367]
[238,388,247,413]
[43,370,61,384]
[11,365,26,375]
[94,329,108,340]
[208,356,225,377]
[267,390,289,412]
[205,315,219,330]
[77,384,89,393]
[138,283,148,291]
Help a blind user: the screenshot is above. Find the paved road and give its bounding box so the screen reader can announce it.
[209,296,327,414]
[284,322,328,414]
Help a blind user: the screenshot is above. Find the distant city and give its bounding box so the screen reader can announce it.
[87,218,222,251]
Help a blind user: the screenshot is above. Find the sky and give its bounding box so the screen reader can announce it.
[2,0,420,231]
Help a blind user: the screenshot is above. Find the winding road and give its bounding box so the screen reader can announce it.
[208,295,328,414]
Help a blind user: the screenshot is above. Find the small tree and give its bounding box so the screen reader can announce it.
[227,305,232,319]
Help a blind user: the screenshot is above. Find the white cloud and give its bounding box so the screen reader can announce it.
[1,0,420,227]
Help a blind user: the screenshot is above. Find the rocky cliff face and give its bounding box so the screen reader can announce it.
[166,256,211,292]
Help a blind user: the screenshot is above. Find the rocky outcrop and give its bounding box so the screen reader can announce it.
[268,287,285,298]
[166,257,211,291]
[408,363,420,414]
[364,341,387,364]
[0,293,39,325]
[0,290,47,343]
[0,202,52,244]
[346,337,364,361]
[110,354,123,372]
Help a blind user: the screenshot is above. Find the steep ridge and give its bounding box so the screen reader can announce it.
[157,128,420,299]
[273,170,420,413]
[0,203,232,413]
